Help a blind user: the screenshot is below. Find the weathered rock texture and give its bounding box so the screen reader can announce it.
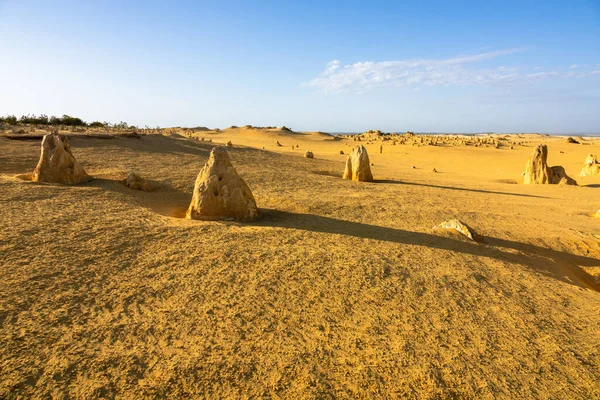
[304,151,314,159]
[523,144,577,185]
[580,154,600,176]
[435,219,481,241]
[122,172,152,191]
[186,146,258,221]
[342,145,373,182]
[32,132,91,184]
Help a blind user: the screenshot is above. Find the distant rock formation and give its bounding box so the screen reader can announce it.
[186,146,258,221]
[122,172,152,191]
[343,145,373,182]
[304,151,314,159]
[32,132,91,184]
[523,144,577,185]
[434,219,481,241]
[580,154,599,176]
[566,137,580,144]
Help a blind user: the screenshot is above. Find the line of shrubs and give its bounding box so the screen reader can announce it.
[0,114,132,129]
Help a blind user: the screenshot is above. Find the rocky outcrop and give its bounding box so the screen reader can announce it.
[580,154,600,176]
[523,144,577,185]
[186,146,258,221]
[342,145,373,182]
[122,172,152,191]
[32,132,91,184]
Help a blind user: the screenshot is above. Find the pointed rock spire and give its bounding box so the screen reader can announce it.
[186,146,258,221]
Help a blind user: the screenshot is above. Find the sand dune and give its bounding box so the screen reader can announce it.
[1,127,600,398]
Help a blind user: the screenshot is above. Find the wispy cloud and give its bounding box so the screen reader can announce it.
[306,49,599,93]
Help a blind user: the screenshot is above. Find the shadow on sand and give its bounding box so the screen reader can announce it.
[374,179,552,199]
[90,178,192,218]
[258,209,599,292]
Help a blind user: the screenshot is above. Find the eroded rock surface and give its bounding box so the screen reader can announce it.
[342,145,373,182]
[186,146,258,221]
[32,132,91,184]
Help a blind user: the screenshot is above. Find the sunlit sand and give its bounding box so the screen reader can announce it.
[1,126,599,398]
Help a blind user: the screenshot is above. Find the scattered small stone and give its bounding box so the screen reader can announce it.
[304,151,314,159]
[226,140,233,147]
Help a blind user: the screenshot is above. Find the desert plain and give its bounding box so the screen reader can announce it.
[1,126,600,398]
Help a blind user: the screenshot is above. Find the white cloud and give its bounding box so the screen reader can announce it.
[306,50,599,93]
[569,64,579,69]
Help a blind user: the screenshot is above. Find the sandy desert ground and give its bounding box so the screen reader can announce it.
[1,126,600,398]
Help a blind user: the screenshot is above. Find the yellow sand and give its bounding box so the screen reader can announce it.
[1,127,599,398]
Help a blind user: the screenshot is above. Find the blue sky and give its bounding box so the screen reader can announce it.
[0,0,599,133]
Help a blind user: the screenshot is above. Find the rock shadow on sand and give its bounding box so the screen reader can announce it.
[90,178,191,218]
[374,179,553,199]
[259,209,599,292]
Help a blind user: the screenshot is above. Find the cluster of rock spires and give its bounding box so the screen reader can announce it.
[345,130,526,149]
[26,132,598,224]
[523,144,577,185]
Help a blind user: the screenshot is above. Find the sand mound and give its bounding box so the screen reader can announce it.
[523,144,577,185]
[186,146,258,221]
[31,132,91,184]
[122,171,152,191]
[580,154,600,176]
[342,145,373,182]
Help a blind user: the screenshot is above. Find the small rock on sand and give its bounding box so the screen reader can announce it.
[304,151,314,159]
[122,172,152,191]
[434,219,481,241]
